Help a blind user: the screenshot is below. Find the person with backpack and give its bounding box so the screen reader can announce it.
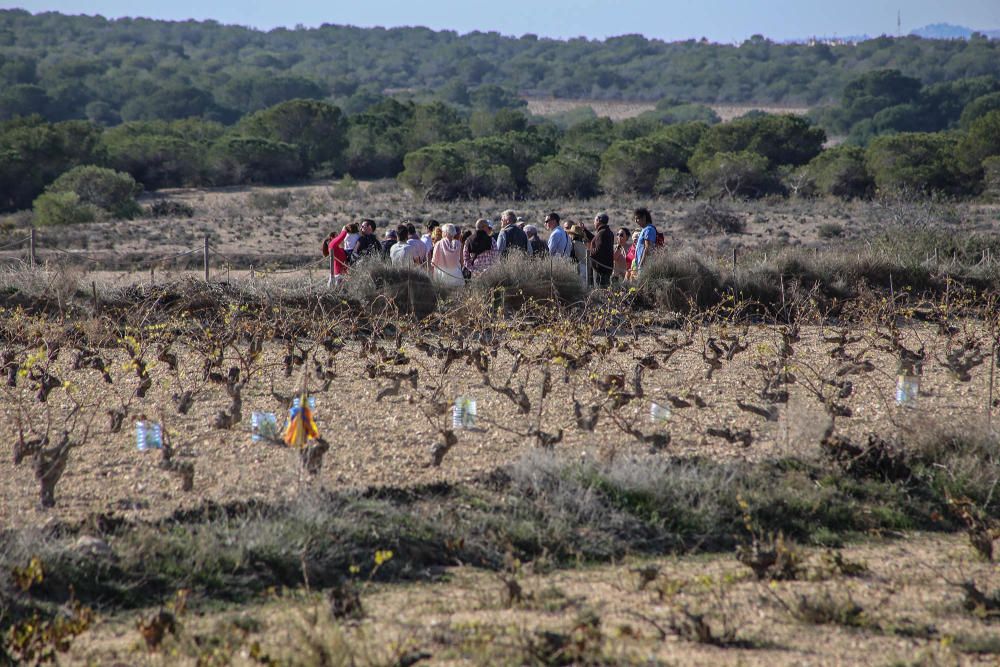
[633,207,659,277]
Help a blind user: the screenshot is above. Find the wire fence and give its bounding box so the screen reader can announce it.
[0,229,336,284]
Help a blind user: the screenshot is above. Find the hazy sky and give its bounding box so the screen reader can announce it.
[8,0,1000,42]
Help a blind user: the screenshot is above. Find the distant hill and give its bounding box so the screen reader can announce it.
[910,23,1000,40]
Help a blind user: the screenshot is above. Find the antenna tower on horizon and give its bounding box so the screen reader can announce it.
[897,10,901,36]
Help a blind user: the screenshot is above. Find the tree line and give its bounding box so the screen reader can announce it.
[3,9,1000,126]
[4,73,1000,222]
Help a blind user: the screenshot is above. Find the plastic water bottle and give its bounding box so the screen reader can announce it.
[650,402,671,423]
[251,412,278,442]
[895,374,919,407]
[452,397,477,429]
[136,421,162,450]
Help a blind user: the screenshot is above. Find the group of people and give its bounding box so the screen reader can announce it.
[321,208,664,287]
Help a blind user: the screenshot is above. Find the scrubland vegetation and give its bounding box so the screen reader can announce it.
[2,9,1000,665]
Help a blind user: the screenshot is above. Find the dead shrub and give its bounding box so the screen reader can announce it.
[683,202,746,235]
[344,258,439,318]
[472,254,584,307]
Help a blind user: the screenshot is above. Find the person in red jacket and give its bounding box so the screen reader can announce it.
[322,225,351,286]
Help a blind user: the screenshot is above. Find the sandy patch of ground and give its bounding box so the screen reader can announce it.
[524,97,810,121]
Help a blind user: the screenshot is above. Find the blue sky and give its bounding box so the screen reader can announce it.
[8,0,1000,42]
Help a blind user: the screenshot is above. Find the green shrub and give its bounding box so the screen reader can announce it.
[209,135,304,185]
[690,150,781,199]
[984,156,1000,200]
[31,191,97,226]
[146,200,194,218]
[689,114,826,169]
[805,146,874,199]
[960,91,1000,129]
[237,99,348,175]
[643,100,721,125]
[527,152,600,198]
[599,122,706,195]
[817,222,845,239]
[103,133,205,190]
[544,105,598,130]
[958,109,1000,173]
[866,132,967,195]
[654,167,698,198]
[45,165,141,219]
[399,130,555,199]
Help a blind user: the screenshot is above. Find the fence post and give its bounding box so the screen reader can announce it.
[29,227,36,269]
[203,236,209,283]
[250,264,255,281]
[731,247,737,274]
[91,281,99,314]
[150,267,155,285]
